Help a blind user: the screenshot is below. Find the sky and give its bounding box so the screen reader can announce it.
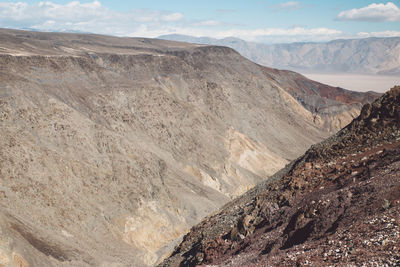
[0,0,400,43]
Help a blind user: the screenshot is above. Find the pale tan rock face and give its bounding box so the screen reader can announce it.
[0,29,376,266]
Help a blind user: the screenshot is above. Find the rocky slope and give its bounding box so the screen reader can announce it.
[160,86,400,266]
[0,29,377,266]
[257,67,379,132]
[160,35,400,75]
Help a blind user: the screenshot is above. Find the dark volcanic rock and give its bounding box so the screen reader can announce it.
[160,86,400,267]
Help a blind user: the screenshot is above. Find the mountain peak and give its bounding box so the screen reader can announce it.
[346,85,400,139]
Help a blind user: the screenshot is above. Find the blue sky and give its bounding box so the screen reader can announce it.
[0,0,400,43]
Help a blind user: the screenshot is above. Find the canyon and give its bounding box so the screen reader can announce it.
[0,29,379,266]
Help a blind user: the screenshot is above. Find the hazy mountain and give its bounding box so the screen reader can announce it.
[0,29,377,266]
[161,86,400,266]
[159,34,400,75]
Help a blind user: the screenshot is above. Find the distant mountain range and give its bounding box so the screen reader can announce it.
[159,34,400,75]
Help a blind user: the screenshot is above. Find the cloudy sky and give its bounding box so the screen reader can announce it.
[0,0,400,43]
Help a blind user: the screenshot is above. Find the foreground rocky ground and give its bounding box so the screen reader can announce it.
[160,86,400,266]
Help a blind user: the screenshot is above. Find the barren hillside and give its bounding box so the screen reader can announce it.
[0,29,377,266]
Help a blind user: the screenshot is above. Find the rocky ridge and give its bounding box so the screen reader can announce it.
[160,86,400,266]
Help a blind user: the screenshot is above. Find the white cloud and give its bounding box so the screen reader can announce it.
[161,12,184,22]
[213,27,342,43]
[279,1,302,10]
[337,2,400,22]
[0,0,396,44]
[195,20,221,26]
[270,1,302,11]
[358,30,400,37]
[0,0,184,34]
[124,26,343,43]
